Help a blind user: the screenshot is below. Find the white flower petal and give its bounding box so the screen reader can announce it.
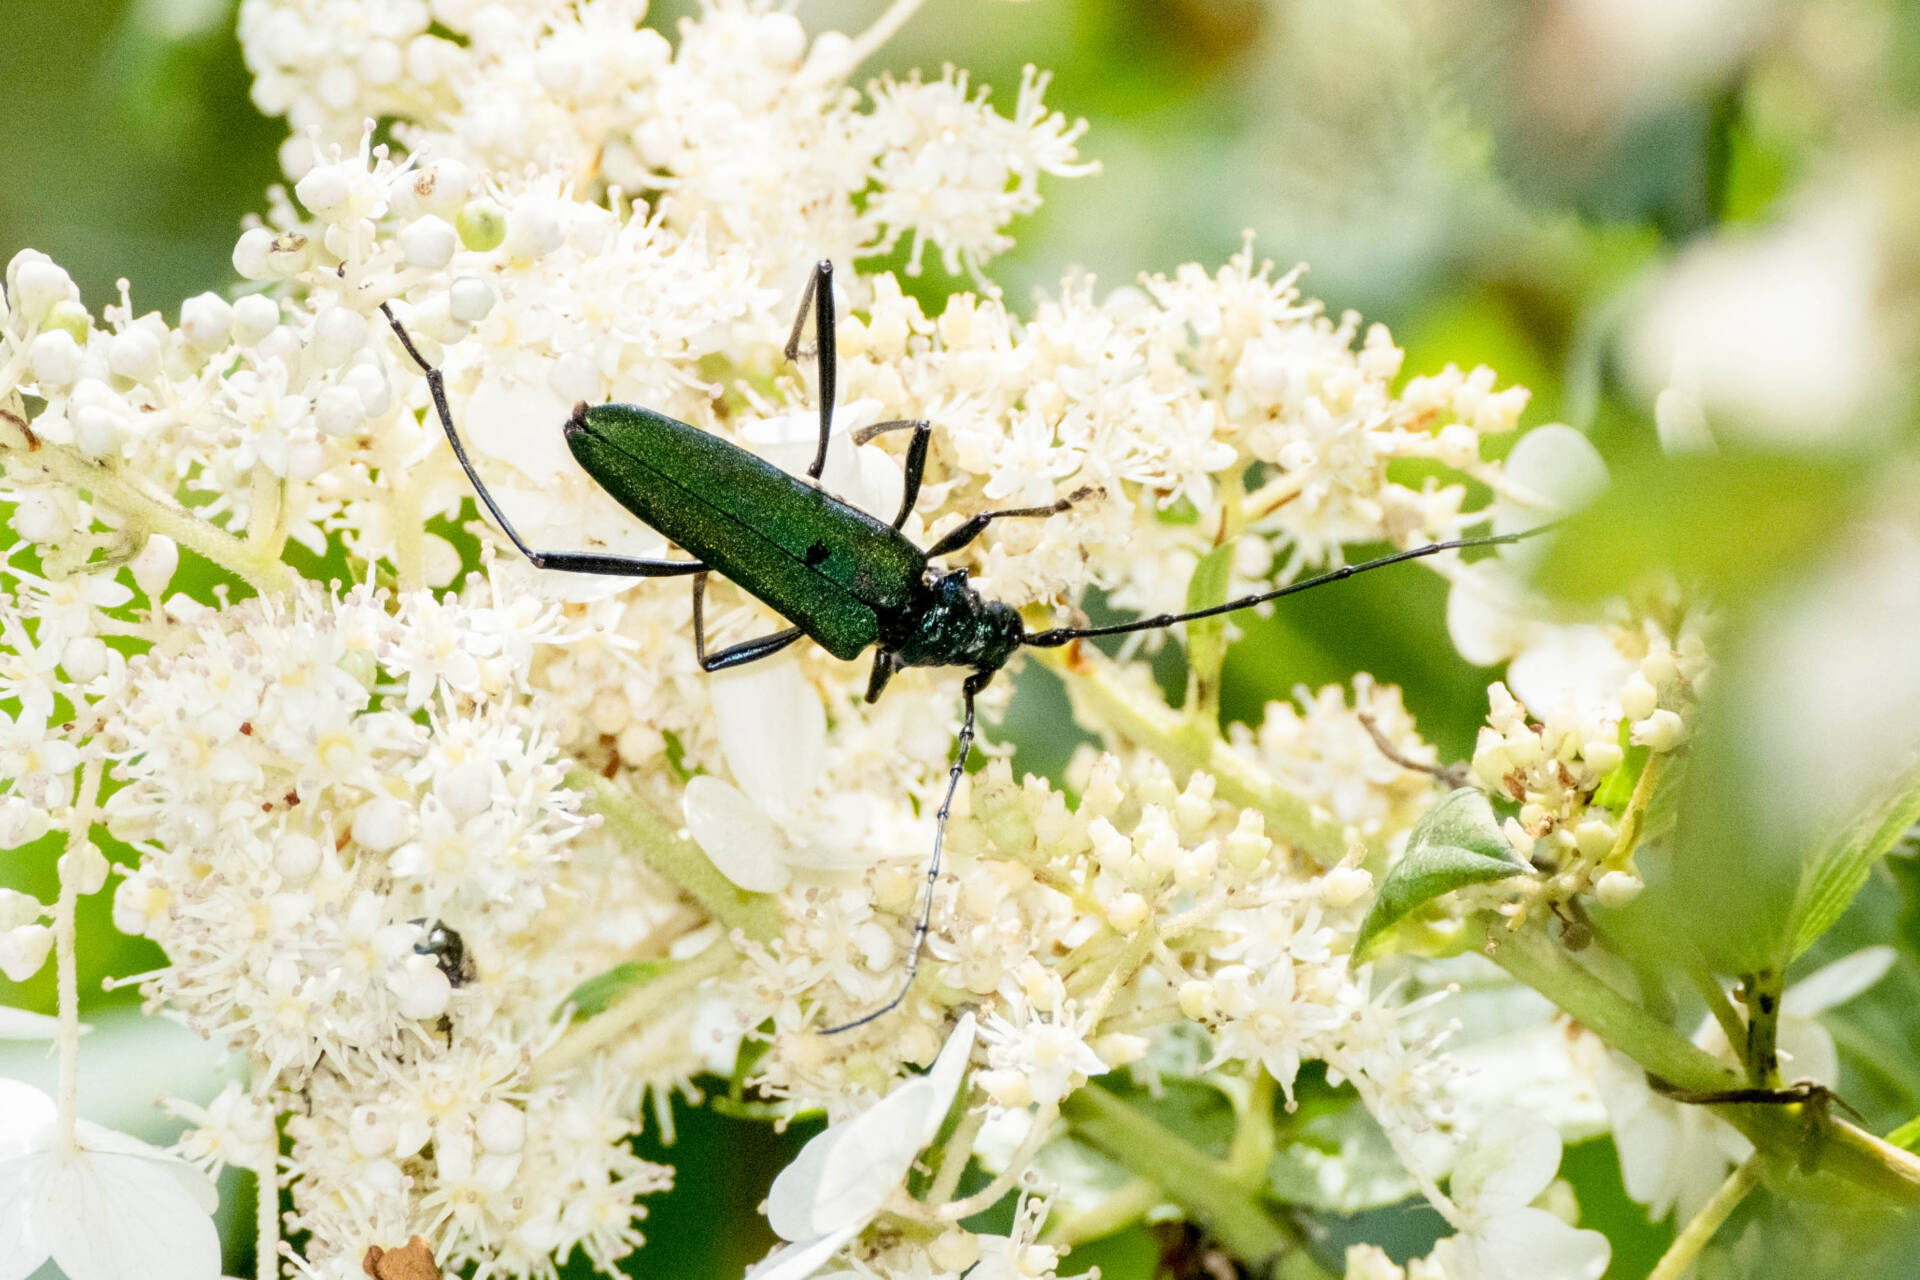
[76,1119,220,1214]
[1781,946,1895,1018]
[0,1079,57,1154]
[743,1222,861,1280]
[466,357,579,485]
[766,1015,976,1240]
[1447,563,1530,667]
[1453,1110,1561,1215]
[0,1153,49,1280]
[709,656,824,822]
[1506,625,1630,724]
[683,777,793,894]
[1468,1208,1609,1280]
[1498,424,1608,533]
[35,1145,223,1280]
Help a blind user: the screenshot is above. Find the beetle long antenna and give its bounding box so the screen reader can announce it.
[381,303,540,561]
[822,671,986,1035]
[1023,526,1554,647]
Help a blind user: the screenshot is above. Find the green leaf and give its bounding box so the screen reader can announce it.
[1789,763,1920,958]
[1265,1105,1418,1213]
[1184,540,1237,714]
[556,959,671,1022]
[1533,452,1856,606]
[1353,789,1531,961]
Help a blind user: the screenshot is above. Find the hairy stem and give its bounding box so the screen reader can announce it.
[533,938,739,1083]
[56,758,104,1154]
[1060,1082,1297,1268]
[573,770,781,943]
[1488,919,1920,1202]
[2,434,294,595]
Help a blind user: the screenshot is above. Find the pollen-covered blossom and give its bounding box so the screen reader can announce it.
[0,0,1661,1276]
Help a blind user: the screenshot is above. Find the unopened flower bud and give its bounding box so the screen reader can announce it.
[1320,864,1373,908]
[401,214,459,268]
[0,924,53,982]
[1631,709,1685,753]
[108,327,163,384]
[457,197,508,252]
[1595,870,1643,908]
[476,1100,526,1155]
[29,329,83,388]
[1620,672,1658,722]
[231,294,280,344]
[352,793,410,852]
[130,533,179,598]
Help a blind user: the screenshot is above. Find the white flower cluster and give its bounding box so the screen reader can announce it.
[0,2,1721,1278]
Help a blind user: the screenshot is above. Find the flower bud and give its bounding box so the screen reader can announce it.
[9,490,60,543]
[232,227,276,279]
[477,1100,526,1155]
[58,840,110,896]
[448,276,496,323]
[1595,870,1643,908]
[1631,709,1685,753]
[400,215,459,268]
[130,533,179,598]
[28,329,83,389]
[274,833,321,883]
[313,306,369,366]
[315,384,367,438]
[61,635,108,684]
[0,924,53,983]
[107,327,164,384]
[457,198,509,252]
[8,250,77,320]
[179,292,233,350]
[352,793,411,852]
[1320,864,1373,908]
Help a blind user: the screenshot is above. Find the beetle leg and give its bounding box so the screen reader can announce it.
[849,419,933,530]
[823,668,992,1034]
[692,572,805,671]
[924,484,1100,559]
[383,304,712,579]
[782,260,837,482]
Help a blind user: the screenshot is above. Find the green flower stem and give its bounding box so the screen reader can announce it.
[1059,1082,1300,1269]
[55,758,103,1156]
[1,432,295,596]
[1487,920,1920,1203]
[1742,968,1784,1089]
[1602,748,1667,873]
[532,938,739,1083]
[1038,1177,1164,1248]
[926,1088,988,1206]
[1685,960,1746,1060]
[1223,1069,1278,1187]
[572,770,781,944]
[1043,650,1350,867]
[1484,918,1738,1091]
[1646,1155,1760,1280]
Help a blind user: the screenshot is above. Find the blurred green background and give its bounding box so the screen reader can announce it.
[6,0,1920,1277]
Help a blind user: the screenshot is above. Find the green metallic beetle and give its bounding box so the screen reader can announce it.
[382,262,1532,1029]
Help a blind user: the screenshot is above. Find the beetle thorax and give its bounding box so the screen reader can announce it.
[892,569,1024,674]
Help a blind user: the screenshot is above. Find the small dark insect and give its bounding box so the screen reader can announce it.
[412,918,475,988]
[1645,1074,1865,1173]
[384,261,1540,1032]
